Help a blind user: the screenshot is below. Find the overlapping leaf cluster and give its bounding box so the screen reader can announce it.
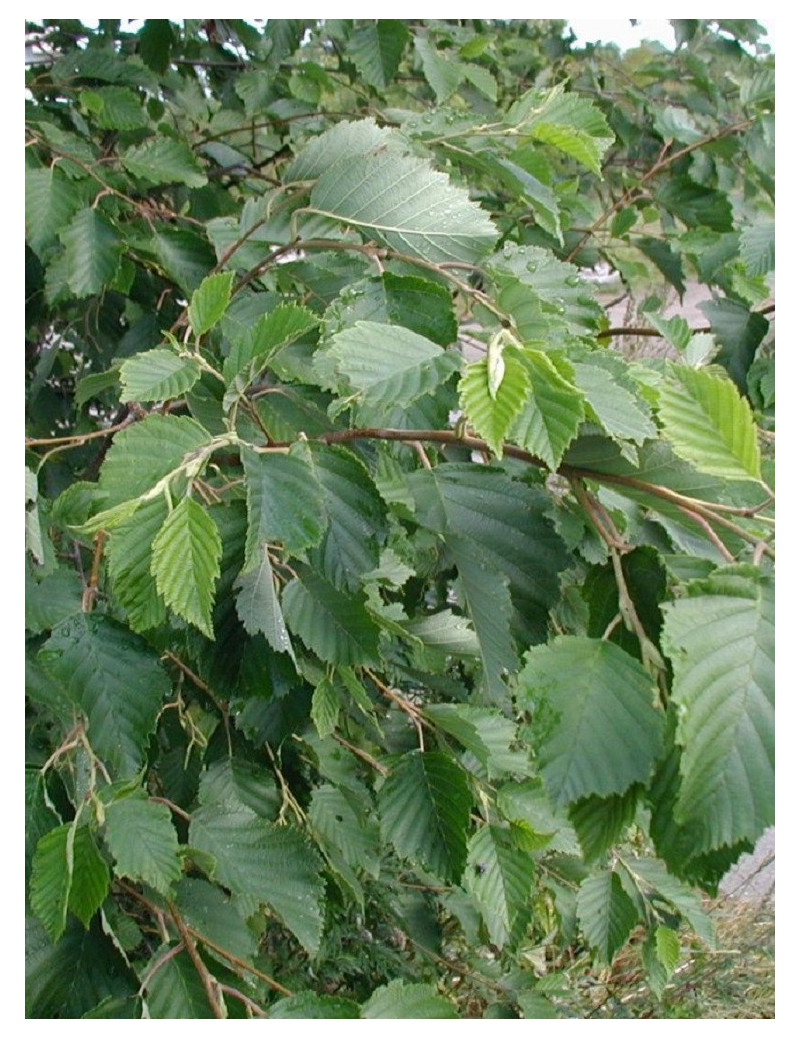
[26,18,774,1019]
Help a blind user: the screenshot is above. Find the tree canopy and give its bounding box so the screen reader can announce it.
[25,18,774,1019]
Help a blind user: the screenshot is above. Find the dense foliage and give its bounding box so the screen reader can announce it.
[25,18,774,1019]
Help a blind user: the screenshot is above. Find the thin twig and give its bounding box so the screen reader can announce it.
[168,902,226,1019]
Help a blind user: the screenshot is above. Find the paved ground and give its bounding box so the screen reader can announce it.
[720,827,775,906]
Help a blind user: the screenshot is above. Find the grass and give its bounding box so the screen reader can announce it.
[573,895,775,1019]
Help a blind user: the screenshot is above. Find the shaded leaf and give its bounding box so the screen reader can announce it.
[103,793,182,896]
[282,565,380,667]
[348,20,408,88]
[189,806,325,954]
[378,750,471,882]
[234,549,295,659]
[465,825,533,949]
[517,637,664,807]
[577,871,639,963]
[362,979,458,1019]
[60,208,122,298]
[39,614,169,778]
[122,137,207,187]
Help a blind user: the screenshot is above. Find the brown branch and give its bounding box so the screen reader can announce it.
[81,531,105,612]
[168,902,226,1019]
[598,302,775,342]
[162,651,232,753]
[332,733,389,776]
[566,118,756,262]
[217,984,268,1017]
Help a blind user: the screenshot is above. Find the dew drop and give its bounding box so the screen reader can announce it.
[526,261,538,274]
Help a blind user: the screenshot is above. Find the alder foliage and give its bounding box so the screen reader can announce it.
[25,18,774,1019]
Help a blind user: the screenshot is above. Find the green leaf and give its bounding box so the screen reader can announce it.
[511,349,585,467]
[655,176,733,232]
[103,793,182,895]
[119,349,201,403]
[174,877,258,961]
[425,703,521,779]
[39,614,169,778]
[408,464,570,647]
[25,567,83,633]
[188,271,235,337]
[362,979,458,1019]
[308,784,380,877]
[269,993,361,1018]
[526,87,614,176]
[198,758,279,819]
[301,442,388,591]
[572,361,657,445]
[464,825,534,949]
[142,946,216,1018]
[282,566,381,667]
[99,414,212,506]
[378,750,472,882]
[634,237,686,297]
[661,568,774,851]
[698,298,769,394]
[577,871,639,963]
[106,496,169,631]
[414,36,464,102]
[223,303,320,389]
[234,548,295,659]
[138,19,173,74]
[151,497,222,638]
[241,445,326,563]
[285,117,404,181]
[154,227,217,294]
[29,825,73,941]
[122,137,207,187]
[348,20,408,88]
[309,151,497,264]
[60,208,122,298]
[30,825,109,941]
[26,166,82,257]
[657,364,762,480]
[68,827,111,929]
[329,320,460,418]
[458,348,530,457]
[80,86,148,129]
[739,221,774,276]
[642,312,693,352]
[189,806,325,954]
[517,637,664,807]
[311,677,341,738]
[382,271,458,346]
[449,542,517,704]
[568,787,641,862]
[488,245,604,337]
[26,914,135,1019]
